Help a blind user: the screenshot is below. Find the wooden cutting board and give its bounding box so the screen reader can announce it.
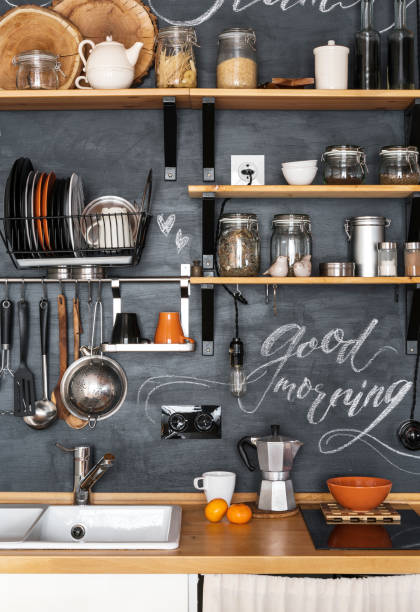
[0,5,83,90]
[52,0,157,85]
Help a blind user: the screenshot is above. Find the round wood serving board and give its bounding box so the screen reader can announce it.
[52,0,157,85]
[0,5,83,90]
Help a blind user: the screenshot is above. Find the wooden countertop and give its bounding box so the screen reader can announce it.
[1,493,420,574]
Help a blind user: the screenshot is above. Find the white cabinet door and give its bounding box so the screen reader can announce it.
[0,574,198,612]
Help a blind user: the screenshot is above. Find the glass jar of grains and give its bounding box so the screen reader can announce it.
[270,214,312,277]
[379,146,420,185]
[217,213,260,276]
[217,28,257,89]
[322,145,367,184]
[155,26,197,88]
[405,242,420,276]
[377,242,398,276]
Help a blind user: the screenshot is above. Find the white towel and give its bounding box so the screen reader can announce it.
[203,574,420,612]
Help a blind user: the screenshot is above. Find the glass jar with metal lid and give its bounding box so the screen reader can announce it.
[322,145,367,184]
[379,146,420,184]
[155,26,198,88]
[217,28,257,88]
[270,214,312,277]
[13,50,62,90]
[377,242,398,276]
[217,213,260,276]
[405,242,420,276]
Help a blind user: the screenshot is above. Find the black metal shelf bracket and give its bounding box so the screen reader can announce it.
[202,97,215,182]
[163,96,177,181]
[201,192,215,356]
[404,99,420,354]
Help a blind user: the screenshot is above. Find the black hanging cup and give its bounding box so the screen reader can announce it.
[111,313,150,344]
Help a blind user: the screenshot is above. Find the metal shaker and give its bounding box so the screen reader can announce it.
[344,216,391,277]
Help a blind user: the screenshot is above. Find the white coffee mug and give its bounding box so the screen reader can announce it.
[84,206,133,249]
[193,471,236,505]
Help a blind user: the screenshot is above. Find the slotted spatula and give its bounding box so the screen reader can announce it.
[14,299,36,416]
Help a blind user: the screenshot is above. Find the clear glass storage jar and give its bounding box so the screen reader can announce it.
[322,145,367,184]
[217,213,260,276]
[377,242,397,276]
[155,26,197,88]
[13,50,61,90]
[270,214,312,277]
[405,242,420,276]
[217,28,257,89]
[379,146,420,184]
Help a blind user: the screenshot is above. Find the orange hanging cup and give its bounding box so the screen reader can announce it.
[154,312,194,344]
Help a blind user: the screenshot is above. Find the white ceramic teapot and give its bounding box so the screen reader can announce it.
[75,36,143,90]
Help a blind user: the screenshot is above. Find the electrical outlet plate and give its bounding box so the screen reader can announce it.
[231,155,265,186]
[161,405,221,439]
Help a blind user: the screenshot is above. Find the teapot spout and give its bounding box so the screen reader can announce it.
[126,41,143,66]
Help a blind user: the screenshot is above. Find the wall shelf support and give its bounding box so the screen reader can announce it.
[202,97,215,182]
[163,96,177,181]
[201,193,216,356]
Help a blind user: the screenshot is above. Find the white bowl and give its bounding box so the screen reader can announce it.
[282,165,318,185]
[282,160,318,168]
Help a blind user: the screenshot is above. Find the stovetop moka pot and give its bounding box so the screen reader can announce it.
[238,424,303,512]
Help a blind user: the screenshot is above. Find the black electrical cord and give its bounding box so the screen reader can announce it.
[410,327,420,420]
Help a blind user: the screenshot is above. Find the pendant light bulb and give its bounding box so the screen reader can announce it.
[229,337,246,398]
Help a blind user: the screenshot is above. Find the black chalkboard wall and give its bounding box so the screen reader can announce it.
[0,0,418,494]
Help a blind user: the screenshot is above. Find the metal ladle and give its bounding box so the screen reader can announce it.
[24,291,57,430]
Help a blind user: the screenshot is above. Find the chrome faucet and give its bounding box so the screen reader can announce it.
[56,443,115,505]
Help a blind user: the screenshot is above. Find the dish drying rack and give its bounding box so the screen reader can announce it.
[0,211,151,277]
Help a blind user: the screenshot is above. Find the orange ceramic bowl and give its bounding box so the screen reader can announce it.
[327,476,392,511]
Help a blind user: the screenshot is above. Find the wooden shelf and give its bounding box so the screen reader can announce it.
[0,88,418,111]
[188,184,420,199]
[190,276,420,285]
[0,89,191,110]
[190,88,420,111]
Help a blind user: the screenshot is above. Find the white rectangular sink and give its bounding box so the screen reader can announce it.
[0,504,182,550]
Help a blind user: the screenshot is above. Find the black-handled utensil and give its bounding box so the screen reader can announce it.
[0,298,13,379]
[14,300,36,417]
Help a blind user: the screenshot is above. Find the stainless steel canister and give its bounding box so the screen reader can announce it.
[319,262,355,277]
[344,216,391,277]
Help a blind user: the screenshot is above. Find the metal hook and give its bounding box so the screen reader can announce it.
[59,279,63,295]
[3,280,8,301]
[41,279,47,300]
[20,280,25,300]
[74,280,79,300]
[97,279,102,302]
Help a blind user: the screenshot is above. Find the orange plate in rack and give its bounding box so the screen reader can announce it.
[34,172,46,251]
[41,172,56,251]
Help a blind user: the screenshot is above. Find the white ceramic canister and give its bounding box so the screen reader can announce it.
[313,40,349,89]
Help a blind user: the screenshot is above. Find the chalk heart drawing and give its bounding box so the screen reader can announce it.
[175,228,190,253]
[157,213,176,237]
[137,318,420,474]
[148,0,415,33]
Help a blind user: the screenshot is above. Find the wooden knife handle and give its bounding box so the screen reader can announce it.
[57,294,67,376]
[73,297,81,361]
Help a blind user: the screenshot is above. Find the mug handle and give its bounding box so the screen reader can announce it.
[75,75,92,90]
[193,477,205,491]
[182,336,195,344]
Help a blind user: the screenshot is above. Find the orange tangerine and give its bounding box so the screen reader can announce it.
[204,498,228,523]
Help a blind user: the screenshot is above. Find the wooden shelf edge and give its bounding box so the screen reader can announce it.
[188,185,419,198]
[189,88,420,110]
[190,276,420,285]
[0,88,418,111]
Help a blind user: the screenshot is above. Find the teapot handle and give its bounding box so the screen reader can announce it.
[75,75,92,90]
[237,436,257,472]
[78,39,95,68]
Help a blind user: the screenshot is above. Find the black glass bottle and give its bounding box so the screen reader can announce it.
[355,0,381,89]
[388,0,415,89]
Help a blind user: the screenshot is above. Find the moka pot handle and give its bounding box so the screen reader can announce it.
[237,436,257,472]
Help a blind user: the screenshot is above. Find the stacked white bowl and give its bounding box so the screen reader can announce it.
[282,159,318,185]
